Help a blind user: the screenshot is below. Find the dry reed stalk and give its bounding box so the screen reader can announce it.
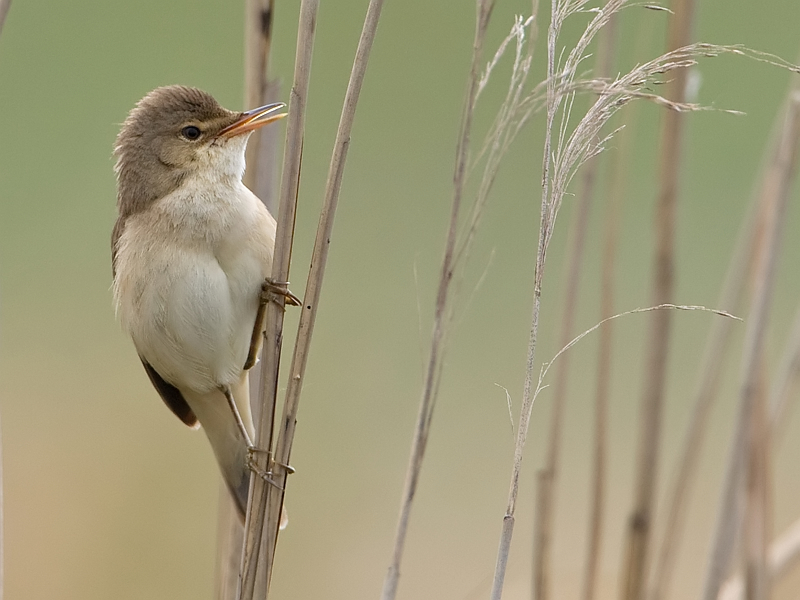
[533,12,618,600]
[238,2,318,598]
[619,2,695,599]
[581,16,635,600]
[768,299,800,442]
[258,0,386,593]
[381,3,497,598]
[719,517,800,600]
[0,9,7,600]
[740,92,800,600]
[0,0,10,37]
[647,178,758,600]
[648,78,797,600]
[701,91,800,600]
[216,5,280,598]
[243,0,282,211]
[216,487,244,600]
[0,409,3,600]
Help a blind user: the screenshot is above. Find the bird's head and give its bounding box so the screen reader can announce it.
[114,85,286,218]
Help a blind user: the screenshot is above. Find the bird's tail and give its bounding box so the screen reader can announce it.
[183,375,253,520]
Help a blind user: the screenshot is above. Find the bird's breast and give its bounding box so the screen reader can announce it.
[113,178,276,393]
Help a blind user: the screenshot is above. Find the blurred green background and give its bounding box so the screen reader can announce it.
[1,1,800,599]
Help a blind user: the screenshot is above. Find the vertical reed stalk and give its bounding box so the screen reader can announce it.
[739,93,800,600]
[381,3,495,598]
[620,2,695,599]
[244,0,281,211]
[0,12,8,598]
[261,0,385,593]
[581,20,632,600]
[216,488,244,600]
[701,91,800,600]
[217,5,279,598]
[238,3,318,599]
[648,95,789,600]
[0,0,10,37]
[768,285,800,442]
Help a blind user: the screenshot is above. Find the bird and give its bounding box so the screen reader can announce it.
[111,85,296,520]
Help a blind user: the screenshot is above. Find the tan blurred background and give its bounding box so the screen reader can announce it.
[1,1,800,599]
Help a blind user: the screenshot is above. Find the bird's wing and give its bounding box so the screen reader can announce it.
[140,359,199,428]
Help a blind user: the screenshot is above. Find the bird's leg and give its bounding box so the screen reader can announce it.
[220,385,286,490]
[220,385,254,449]
[243,278,302,370]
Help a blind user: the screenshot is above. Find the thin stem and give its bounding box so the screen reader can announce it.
[238,2,318,599]
[491,0,561,596]
[0,0,10,37]
[701,91,800,600]
[620,2,695,599]
[381,3,495,599]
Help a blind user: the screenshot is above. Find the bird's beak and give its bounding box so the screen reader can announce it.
[218,102,287,138]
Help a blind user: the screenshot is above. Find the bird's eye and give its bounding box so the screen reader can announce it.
[181,126,202,141]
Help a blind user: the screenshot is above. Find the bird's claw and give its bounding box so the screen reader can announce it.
[246,446,296,490]
[261,278,301,308]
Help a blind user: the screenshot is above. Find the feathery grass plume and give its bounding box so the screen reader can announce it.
[484,1,800,598]
[534,10,619,600]
[719,517,800,600]
[238,2,318,598]
[701,90,800,600]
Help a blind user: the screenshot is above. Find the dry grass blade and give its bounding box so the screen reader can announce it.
[701,90,800,600]
[381,3,497,598]
[719,517,800,600]
[238,2,318,599]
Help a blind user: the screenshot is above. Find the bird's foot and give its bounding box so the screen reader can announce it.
[243,278,302,370]
[261,278,301,308]
[246,446,296,490]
